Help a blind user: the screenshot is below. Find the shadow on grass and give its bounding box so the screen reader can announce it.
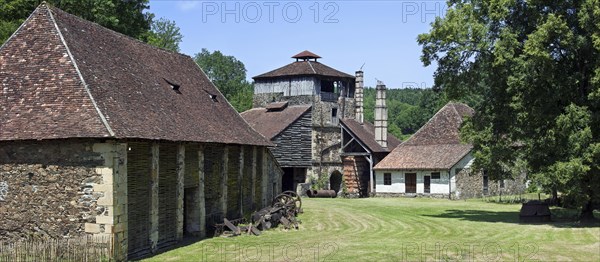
[425,209,600,228]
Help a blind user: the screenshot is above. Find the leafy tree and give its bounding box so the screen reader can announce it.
[146,17,182,52]
[419,0,600,220]
[0,0,153,44]
[193,48,253,112]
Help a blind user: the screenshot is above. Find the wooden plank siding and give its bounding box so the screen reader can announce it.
[126,142,152,258]
[270,110,312,167]
[157,143,178,248]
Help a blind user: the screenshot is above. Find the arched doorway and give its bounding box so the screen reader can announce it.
[329,170,343,193]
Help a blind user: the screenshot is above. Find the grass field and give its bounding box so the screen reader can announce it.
[144,198,599,261]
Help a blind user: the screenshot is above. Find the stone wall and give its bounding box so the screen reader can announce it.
[454,168,527,200]
[0,140,104,241]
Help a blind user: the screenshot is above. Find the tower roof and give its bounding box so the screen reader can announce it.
[292,50,321,60]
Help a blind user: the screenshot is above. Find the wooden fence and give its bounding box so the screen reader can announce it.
[0,235,116,262]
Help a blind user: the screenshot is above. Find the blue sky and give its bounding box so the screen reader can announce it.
[149,1,447,88]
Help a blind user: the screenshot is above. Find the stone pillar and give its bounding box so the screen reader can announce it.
[197,146,206,238]
[375,81,388,149]
[251,146,257,210]
[355,70,364,123]
[261,147,268,207]
[221,146,229,219]
[176,144,185,240]
[89,142,128,261]
[238,146,244,217]
[150,143,159,253]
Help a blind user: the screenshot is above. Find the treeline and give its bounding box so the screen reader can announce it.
[363,87,480,140]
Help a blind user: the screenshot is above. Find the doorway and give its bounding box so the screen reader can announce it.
[405,173,417,193]
[424,176,430,194]
[330,171,343,193]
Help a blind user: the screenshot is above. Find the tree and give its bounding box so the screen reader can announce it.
[0,0,153,45]
[193,48,253,112]
[419,0,600,220]
[146,17,182,52]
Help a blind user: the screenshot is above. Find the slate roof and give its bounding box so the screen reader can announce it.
[340,118,401,153]
[374,103,474,170]
[0,4,270,146]
[253,58,354,80]
[241,104,312,140]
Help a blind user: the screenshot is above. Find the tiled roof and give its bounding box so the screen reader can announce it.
[292,50,321,59]
[340,118,401,153]
[0,4,271,146]
[253,60,354,80]
[241,104,311,140]
[375,102,474,170]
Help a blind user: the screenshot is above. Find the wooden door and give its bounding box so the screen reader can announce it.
[424,176,431,194]
[405,173,417,193]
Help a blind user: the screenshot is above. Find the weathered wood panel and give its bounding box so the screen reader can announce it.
[271,110,312,167]
[203,144,224,234]
[126,142,151,258]
[158,143,177,248]
[184,145,199,188]
[226,146,240,219]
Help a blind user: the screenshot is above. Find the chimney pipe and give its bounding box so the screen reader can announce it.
[375,81,387,149]
[355,71,364,124]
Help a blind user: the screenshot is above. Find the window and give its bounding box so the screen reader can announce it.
[431,172,440,180]
[483,175,489,194]
[500,179,505,188]
[331,108,338,125]
[383,173,392,185]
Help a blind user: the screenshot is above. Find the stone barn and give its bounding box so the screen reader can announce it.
[0,4,282,260]
[251,51,355,193]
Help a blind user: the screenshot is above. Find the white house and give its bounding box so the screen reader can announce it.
[373,102,475,198]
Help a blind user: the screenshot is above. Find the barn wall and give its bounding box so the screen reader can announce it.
[454,169,527,200]
[0,140,105,241]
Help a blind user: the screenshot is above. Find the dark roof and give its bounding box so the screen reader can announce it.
[265,101,288,111]
[253,60,354,80]
[340,118,401,153]
[292,50,321,59]
[0,4,270,146]
[241,105,311,140]
[375,103,474,170]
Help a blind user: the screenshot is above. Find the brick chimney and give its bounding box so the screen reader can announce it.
[374,81,387,148]
[355,71,364,124]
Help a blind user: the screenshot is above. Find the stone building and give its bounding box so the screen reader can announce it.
[340,78,401,197]
[0,4,282,260]
[249,51,356,193]
[373,102,525,199]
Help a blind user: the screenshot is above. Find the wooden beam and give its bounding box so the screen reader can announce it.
[251,146,257,210]
[221,146,229,219]
[176,144,185,240]
[198,145,206,238]
[238,146,244,217]
[150,143,159,253]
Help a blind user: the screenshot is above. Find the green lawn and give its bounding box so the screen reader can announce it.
[144,198,599,261]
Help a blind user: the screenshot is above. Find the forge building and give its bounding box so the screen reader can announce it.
[244,51,356,194]
[0,4,282,260]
